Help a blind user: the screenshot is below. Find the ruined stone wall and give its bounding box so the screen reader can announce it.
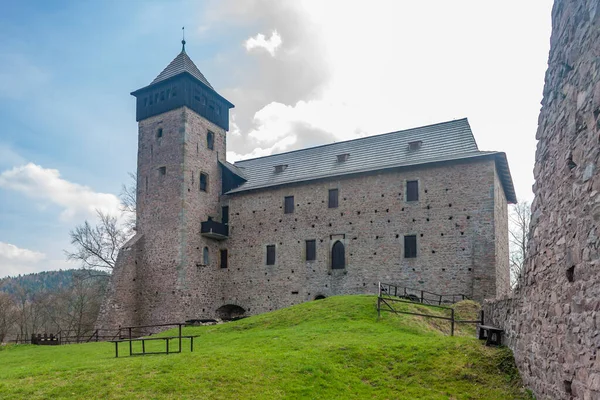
[220,157,507,314]
[484,1,600,398]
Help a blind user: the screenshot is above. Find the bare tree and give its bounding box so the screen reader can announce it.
[66,211,130,272]
[509,200,531,289]
[0,292,16,343]
[119,172,137,231]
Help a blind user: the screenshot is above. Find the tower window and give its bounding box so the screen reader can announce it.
[284,196,294,214]
[157,128,163,138]
[207,131,214,150]
[406,180,418,201]
[266,245,276,265]
[203,247,209,265]
[158,166,166,176]
[404,235,417,258]
[220,249,228,269]
[331,241,345,269]
[328,189,339,208]
[200,173,208,192]
[306,240,316,261]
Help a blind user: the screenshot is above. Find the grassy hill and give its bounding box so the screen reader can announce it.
[0,295,531,399]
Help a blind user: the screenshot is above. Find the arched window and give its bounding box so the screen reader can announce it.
[331,241,345,269]
[203,247,209,265]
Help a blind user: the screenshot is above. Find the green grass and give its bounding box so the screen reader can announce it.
[0,295,530,399]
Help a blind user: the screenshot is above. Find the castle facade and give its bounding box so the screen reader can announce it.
[97,44,515,328]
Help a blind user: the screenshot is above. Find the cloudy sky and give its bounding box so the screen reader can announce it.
[0,0,553,278]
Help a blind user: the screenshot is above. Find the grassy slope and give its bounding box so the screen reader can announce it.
[0,295,529,400]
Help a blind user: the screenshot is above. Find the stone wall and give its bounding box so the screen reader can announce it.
[220,156,507,314]
[484,1,600,398]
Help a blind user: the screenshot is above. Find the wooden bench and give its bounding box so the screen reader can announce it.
[110,335,197,358]
[477,325,504,346]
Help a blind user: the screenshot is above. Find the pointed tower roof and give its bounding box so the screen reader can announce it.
[150,47,214,89]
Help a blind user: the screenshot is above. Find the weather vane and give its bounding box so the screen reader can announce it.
[181,26,186,52]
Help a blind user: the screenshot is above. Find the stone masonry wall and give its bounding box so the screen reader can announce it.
[484,1,600,399]
[219,156,507,314]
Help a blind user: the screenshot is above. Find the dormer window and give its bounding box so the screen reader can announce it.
[408,140,422,151]
[337,153,350,162]
[274,164,288,173]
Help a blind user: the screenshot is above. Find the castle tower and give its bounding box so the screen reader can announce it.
[96,40,234,329]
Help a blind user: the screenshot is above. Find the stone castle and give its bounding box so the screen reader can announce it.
[97,41,516,329]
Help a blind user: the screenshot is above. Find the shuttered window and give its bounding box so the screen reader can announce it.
[266,245,276,265]
[306,240,316,261]
[328,189,338,208]
[207,131,215,150]
[404,235,417,258]
[406,180,418,201]
[220,249,228,268]
[284,196,294,214]
[200,173,208,192]
[331,241,345,269]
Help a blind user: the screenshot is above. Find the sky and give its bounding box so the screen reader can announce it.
[0,0,554,278]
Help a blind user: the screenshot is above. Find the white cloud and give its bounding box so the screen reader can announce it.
[245,30,282,57]
[0,242,45,263]
[0,163,121,221]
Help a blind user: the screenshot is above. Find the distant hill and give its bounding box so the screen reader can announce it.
[0,269,109,298]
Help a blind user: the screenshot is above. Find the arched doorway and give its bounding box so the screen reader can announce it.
[314,295,326,300]
[331,240,345,269]
[216,304,246,320]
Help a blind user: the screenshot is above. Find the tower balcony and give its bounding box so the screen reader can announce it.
[201,220,228,240]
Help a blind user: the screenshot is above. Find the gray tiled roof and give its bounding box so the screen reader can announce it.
[227,118,517,203]
[151,50,214,89]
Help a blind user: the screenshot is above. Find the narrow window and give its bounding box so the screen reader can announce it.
[222,206,229,225]
[284,196,294,214]
[266,245,276,265]
[203,247,209,265]
[200,173,208,192]
[404,235,417,258]
[220,249,228,269]
[207,131,215,150]
[328,189,339,208]
[331,241,345,269]
[158,166,166,176]
[156,128,163,138]
[406,180,419,201]
[306,240,316,261]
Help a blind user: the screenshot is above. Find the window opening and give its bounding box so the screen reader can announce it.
[331,241,345,269]
[203,247,209,265]
[406,180,419,201]
[200,173,208,192]
[284,196,294,214]
[222,206,229,225]
[404,235,417,258]
[207,131,215,150]
[328,189,339,208]
[266,245,276,265]
[158,166,166,176]
[157,128,163,138]
[306,240,316,261]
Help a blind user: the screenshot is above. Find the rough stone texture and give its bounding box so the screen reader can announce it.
[484,1,600,399]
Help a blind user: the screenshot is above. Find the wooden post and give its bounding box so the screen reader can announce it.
[191,337,194,352]
[179,324,182,353]
[420,291,424,303]
[439,295,442,305]
[377,297,381,318]
[480,309,485,325]
[394,286,397,297]
[378,282,381,297]
[450,309,455,337]
[166,338,169,354]
[115,342,119,358]
[142,339,146,355]
[128,327,133,356]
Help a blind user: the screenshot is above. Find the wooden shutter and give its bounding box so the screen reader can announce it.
[220,249,228,268]
[284,196,294,214]
[266,245,276,265]
[306,240,316,261]
[328,189,338,208]
[406,180,418,201]
[331,241,345,269]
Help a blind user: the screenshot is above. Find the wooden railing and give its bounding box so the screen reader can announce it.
[378,282,470,305]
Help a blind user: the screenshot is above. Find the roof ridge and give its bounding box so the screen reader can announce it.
[234,118,470,165]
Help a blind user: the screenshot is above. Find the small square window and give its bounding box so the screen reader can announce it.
[220,249,228,269]
[158,166,166,176]
[306,240,316,261]
[200,173,208,192]
[284,196,294,214]
[266,245,276,265]
[207,131,214,150]
[404,235,417,258]
[406,180,418,201]
[157,128,163,138]
[328,189,339,208]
